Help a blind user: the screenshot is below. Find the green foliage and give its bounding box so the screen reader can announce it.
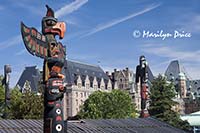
[0,84,5,105]
[149,75,191,131]
[0,75,5,104]
[0,75,43,119]
[8,88,43,119]
[78,89,136,119]
[0,75,5,118]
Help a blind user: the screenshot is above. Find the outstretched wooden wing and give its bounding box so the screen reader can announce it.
[21,22,48,59]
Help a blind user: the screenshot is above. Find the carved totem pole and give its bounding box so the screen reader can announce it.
[2,65,11,118]
[21,5,66,133]
[136,55,150,118]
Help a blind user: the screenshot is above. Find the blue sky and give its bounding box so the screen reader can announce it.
[0,0,200,87]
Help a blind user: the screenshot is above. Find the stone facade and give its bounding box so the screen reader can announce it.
[184,99,200,114]
[165,60,200,114]
[63,60,112,119]
[109,68,134,91]
[108,67,154,112]
[63,77,112,119]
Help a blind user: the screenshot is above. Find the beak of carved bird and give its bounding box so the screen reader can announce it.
[52,22,66,39]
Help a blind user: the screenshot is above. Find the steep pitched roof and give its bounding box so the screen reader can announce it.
[17,60,110,91]
[147,66,154,82]
[165,60,181,81]
[16,66,40,92]
[165,60,190,81]
[186,80,200,92]
[165,60,200,94]
[0,118,186,133]
[64,60,109,85]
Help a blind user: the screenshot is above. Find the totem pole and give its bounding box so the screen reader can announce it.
[21,5,66,133]
[136,55,150,118]
[2,65,11,118]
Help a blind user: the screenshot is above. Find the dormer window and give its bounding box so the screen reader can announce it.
[86,83,90,89]
[77,75,82,88]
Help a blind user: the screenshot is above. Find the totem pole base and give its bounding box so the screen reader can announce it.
[140,110,149,118]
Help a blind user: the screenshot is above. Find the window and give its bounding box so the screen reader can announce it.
[76,99,78,106]
[94,85,97,90]
[76,92,78,97]
[78,83,81,88]
[67,108,70,114]
[101,85,104,89]
[86,83,90,89]
[81,93,83,98]
[125,84,127,88]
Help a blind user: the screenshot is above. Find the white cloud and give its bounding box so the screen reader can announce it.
[178,14,200,33]
[141,45,200,62]
[141,44,200,79]
[55,0,88,18]
[82,4,161,37]
[0,0,87,50]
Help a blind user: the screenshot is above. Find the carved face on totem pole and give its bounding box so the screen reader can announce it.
[21,5,66,63]
[140,55,146,68]
[139,55,148,82]
[21,5,67,132]
[42,5,66,60]
[136,55,148,84]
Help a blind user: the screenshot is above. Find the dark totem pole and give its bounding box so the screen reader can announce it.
[2,65,11,118]
[21,5,66,133]
[136,55,150,118]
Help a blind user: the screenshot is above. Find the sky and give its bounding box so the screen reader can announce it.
[0,0,200,87]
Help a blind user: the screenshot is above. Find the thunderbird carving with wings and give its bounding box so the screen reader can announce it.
[21,5,67,133]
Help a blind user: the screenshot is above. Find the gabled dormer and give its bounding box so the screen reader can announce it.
[100,78,105,90]
[77,75,82,88]
[22,80,31,93]
[107,79,112,91]
[85,75,90,89]
[93,77,98,90]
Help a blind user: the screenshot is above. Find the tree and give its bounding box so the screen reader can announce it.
[8,88,44,119]
[149,75,191,131]
[0,76,4,104]
[0,73,44,119]
[78,89,136,119]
